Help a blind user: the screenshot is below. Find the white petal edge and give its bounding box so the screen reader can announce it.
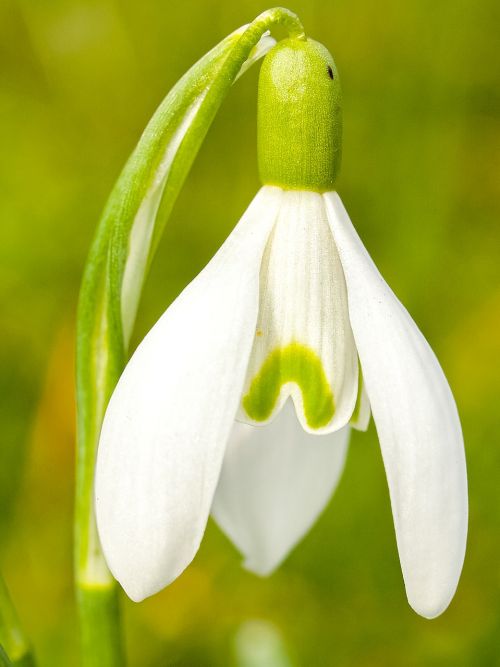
[95,186,283,601]
[324,192,468,619]
[211,401,350,576]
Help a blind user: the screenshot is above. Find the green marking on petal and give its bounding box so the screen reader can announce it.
[242,342,335,430]
[350,363,364,424]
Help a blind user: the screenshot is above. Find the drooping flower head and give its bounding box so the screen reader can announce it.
[95,33,467,620]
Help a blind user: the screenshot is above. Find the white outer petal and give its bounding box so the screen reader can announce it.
[325,192,467,618]
[212,401,350,576]
[95,186,282,602]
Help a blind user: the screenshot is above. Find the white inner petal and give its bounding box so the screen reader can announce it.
[237,189,358,434]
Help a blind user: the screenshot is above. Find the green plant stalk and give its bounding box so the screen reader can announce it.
[0,575,35,667]
[0,646,13,667]
[0,648,11,667]
[75,8,305,667]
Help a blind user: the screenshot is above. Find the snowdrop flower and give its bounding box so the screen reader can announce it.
[95,37,467,618]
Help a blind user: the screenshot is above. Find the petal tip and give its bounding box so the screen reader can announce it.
[121,582,149,604]
[243,557,277,578]
[114,562,179,603]
[407,584,456,620]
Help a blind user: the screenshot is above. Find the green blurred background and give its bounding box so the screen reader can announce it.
[1,0,499,665]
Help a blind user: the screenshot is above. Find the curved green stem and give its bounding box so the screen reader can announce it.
[75,8,304,667]
[0,574,35,667]
[0,646,12,667]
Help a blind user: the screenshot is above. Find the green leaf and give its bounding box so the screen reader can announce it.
[74,8,305,666]
[0,646,12,667]
[76,7,304,587]
[0,575,35,667]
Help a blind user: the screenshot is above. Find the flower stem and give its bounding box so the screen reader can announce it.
[0,646,13,667]
[75,8,305,665]
[0,574,35,667]
[77,586,124,667]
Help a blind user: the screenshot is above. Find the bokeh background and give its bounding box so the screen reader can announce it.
[1,0,499,665]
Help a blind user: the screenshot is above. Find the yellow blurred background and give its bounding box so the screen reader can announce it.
[1,0,499,664]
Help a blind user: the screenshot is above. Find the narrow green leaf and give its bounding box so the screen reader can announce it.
[0,575,35,667]
[75,8,305,666]
[0,646,12,667]
[76,21,247,591]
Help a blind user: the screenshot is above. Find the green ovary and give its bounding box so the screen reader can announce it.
[242,342,335,430]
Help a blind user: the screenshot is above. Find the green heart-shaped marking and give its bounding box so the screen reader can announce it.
[242,342,335,429]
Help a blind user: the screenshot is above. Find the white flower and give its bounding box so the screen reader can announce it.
[95,185,467,619]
